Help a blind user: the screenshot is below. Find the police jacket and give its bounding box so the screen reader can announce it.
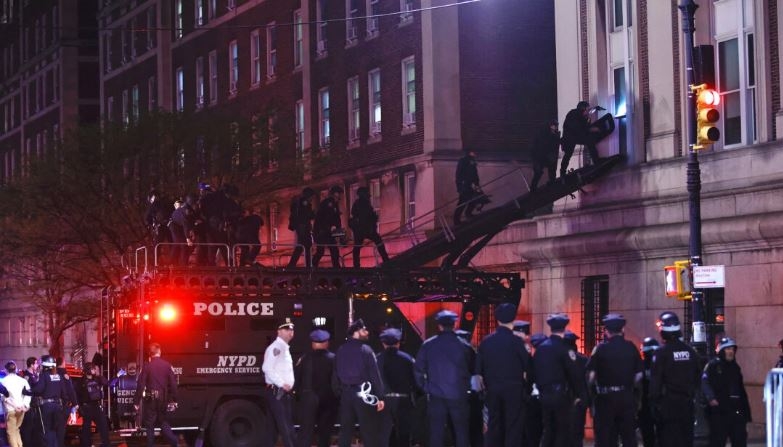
[349,196,379,235]
[145,199,173,228]
[313,197,342,236]
[531,335,587,400]
[476,326,530,391]
[134,356,177,404]
[75,374,108,405]
[531,126,561,164]
[171,204,195,235]
[701,357,751,421]
[334,338,385,397]
[295,349,337,401]
[562,108,590,143]
[414,330,475,400]
[455,155,479,192]
[376,347,418,395]
[235,213,263,244]
[289,195,315,231]
[649,338,700,401]
[29,369,72,404]
[586,335,643,389]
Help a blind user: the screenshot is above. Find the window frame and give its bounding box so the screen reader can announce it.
[401,56,416,128]
[347,76,361,145]
[368,68,382,138]
[229,40,239,95]
[318,87,331,149]
[250,29,262,86]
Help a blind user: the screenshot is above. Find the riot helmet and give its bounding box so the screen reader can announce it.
[716,336,737,354]
[657,311,681,333]
[641,337,660,353]
[40,355,56,368]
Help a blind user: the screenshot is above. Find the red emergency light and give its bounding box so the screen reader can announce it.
[159,304,178,323]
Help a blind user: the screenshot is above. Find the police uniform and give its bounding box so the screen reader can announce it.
[134,347,178,447]
[453,152,481,225]
[649,312,700,447]
[455,329,484,447]
[476,303,530,447]
[585,314,642,447]
[350,188,390,267]
[376,328,417,447]
[334,319,387,447]
[524,333,548,447]
[701,337,751,447]
[312,186,343,268]
[19,366,44,447]
[262,319,296,447]
[531,313,586,447]
[414,310,475,447]
[638,337,659,447]
[295,329,338,447]
[75,364,110,447]
[287,188,316,268]
[28,357,71,447]
[563,330,589,447]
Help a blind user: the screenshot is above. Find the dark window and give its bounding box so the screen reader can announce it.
[581,275,609,354]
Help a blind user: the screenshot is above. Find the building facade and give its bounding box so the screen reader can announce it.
[0,0,99,364]
[497,0,781,436]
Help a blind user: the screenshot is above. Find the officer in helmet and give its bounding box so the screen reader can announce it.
[28,355,71,447]
[75,363,110,447]
[701,336,751,447]
[637,337,660,447]
[649,311,700,447]
[312,185,344,268]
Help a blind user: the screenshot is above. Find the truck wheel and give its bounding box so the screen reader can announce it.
[208,399,268,447]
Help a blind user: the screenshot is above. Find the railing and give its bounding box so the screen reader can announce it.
[766,368,783,447]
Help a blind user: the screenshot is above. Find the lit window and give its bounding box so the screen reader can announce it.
[175,67,184,111]
[251,29,262,85]
[196,57,205,107]
[266,24,277,80]
[293,11,303,67]
[175,0,183,39]
[368,69,381,137]
[347,76,360,144]
[319,88,330,149]
[131,84,139,122]
[229,40,238,94]
[295,99,305,155]
[402,57,416,127]
[195,0,204,27]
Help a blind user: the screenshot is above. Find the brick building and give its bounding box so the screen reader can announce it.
[97,0,556,263]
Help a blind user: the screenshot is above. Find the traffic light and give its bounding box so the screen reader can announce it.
[664,260,691,300]
[694,84,721,149]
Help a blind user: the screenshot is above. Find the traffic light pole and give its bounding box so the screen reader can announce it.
[678,0,707,354]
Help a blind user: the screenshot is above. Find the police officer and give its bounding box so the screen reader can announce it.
[19,356,43,447]
[512,320,531,347]
[75,363,110,447]
[169,194,197,266]
[586,314,642,447]
[530,119,561,191]
[134,342,178,447]
[334,318,386,447]
[376,328,417,447]
[523,333,547,447]
[111,362,139,429]
[563,330,588,447]
[476,303,530,447]
[532,313,586,447]
[454,329,484,447]
[650,311,700,447]
[55,357,77,447]
[701,337,751,447]
[145,189,173,263]
[560,101,602,177]
[414,310,474,447]
[313,185,344,268]
[638,337,659,447]
[28,355,71,447]
[349,186,390,267]
[262,318,296,447]
[287,187,316,268]
[295,329,338,447]
[453,150,483,226]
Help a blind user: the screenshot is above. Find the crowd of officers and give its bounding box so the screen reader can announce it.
[257,307,756,447]
[146,182,390,269]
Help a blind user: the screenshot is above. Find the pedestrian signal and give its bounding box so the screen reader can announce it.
[693,84,721,149]
[663,261,691,300]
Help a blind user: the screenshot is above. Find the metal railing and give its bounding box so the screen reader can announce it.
[766,368,783,447]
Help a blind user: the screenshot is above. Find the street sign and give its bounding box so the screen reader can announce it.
[693,265,725,288]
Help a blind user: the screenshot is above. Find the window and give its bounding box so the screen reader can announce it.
[347,76,360,144]
[229,40,238,94]
[581,275,609,354]
[148,76,156,111]
[403,172,416,228]
[41,13,47,47]
[195,0,204,27]
[36,132,41,159]
[402,57,416,127]
[131,84,139,122]
[368,69,381,137]
[316,0,327,56]
[266,24,277,80]
[293,11,303,67]
[175,67,184,111]
[400,0,414,23]
[366,0,379,37]
[228,0,235,10]
[196,56,205,106]
[146,8,155,49]
[295,99,305,155]
[208,0,217,19]
[120,27,128,62]
[319,88,330,148]
[346,0,359,44]
[612,66,628,154]
[175,0,183,39]
[122,89,129,125]
[35,76,42,112]
[105,33,112,72]
[51,6,58,42]
[250,29,262,86]
[34,18,39,54]
[129,18,137,58]
[209,50,217,104]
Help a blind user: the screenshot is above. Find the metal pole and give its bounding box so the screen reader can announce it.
[678,0,706,354]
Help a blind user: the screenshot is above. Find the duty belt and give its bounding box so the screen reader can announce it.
[596,385,627,394]
[38,397,63,406]
[385,393,409,398]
